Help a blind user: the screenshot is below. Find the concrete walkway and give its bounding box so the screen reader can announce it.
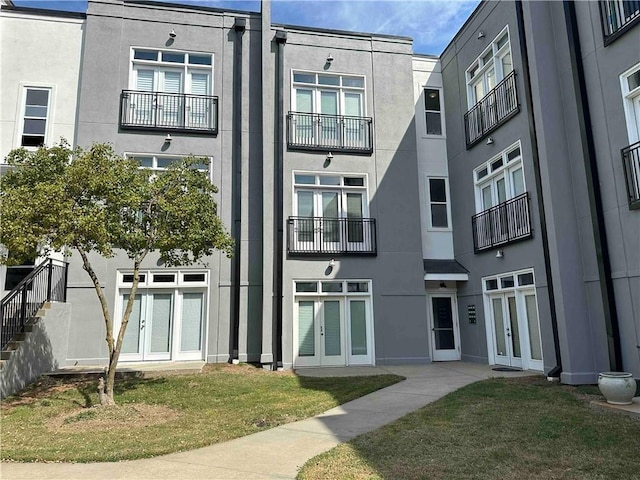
[1,362,536,480]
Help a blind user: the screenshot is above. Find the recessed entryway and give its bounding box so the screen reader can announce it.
[427,292,461,361]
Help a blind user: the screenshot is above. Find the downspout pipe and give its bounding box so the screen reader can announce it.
[515,0,563,377]
[273,30,287,369]
[563,1,622,371]
[230,17,246,361]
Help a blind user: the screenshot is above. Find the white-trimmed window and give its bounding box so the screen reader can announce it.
[466,27,513,108]
[424,88,443,136]
[126,153,211,177]
[292,71,365,117]
[116,269,209,362]
[620,62,640,144]
[474,142,525,212]
[427,177,450,229]
[18,86,52,148]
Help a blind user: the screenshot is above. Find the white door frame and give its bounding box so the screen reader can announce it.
[427,291,461,361]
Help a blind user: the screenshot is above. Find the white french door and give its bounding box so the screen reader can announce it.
[489,293,522,368]
[295,298,346,367]
[428,294,460,361]
[119,290,205,362]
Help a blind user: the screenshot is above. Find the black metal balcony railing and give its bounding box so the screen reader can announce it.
[600,0,640,45]
[472,192,532,253]
[622,141,640,209]
[287,112,373,154]
[287,217,377,255]
[464,71,519,148]
[1,259,68,351]
[120,90,218,134]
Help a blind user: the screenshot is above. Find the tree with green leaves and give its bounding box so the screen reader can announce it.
[0,141,234,405]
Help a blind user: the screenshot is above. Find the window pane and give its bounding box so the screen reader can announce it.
[297,191,314,217]
[183,273,206,282]
[149,293,172,353]
[156,157,175,169]
[497,34,509,50]
[425,112,442,135]
[507,147,521,161]
[162,52,185,63]
[486,279,498,290]
[317,74,340,86]
[180,292,203,351]
[344,177,364,186]
[321,282,343,293]
[500,276,515,288]
[294,174,316,184]
[424,89,440,111]
[347,282,368,293]
[491,158,504,171]
[512,167,525,196]
[133,156,154,168]
[296,282,318,293]
[153,274,175,283]
[477,167,488,179]
[121,294,142,354]
[25,106,48,118]
[323,301,341,356]
[431,204,448,228]
[21,135,45,147]
[501,52,513,76]
[293,73,315,84]
[628,70,640,91]
[518,272,534,286]
[295,89,313,113]
[318,176,340,185]
[191,73,210,95]
[344,93,362,116]
[525,294,542,360]
[342,76,364,88]
[188,54,212,65]
[481,50,493,65]
[320,91,338,115]
[350,300,367,355]
[26,89,49,107]
[134,50,158,60]
[122,274,146,283]
[429,179,446,202]
[23,118,46,135]
[298,301,315,356]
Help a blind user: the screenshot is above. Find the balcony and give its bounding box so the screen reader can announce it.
[600,0,640,45]
[464,71,519,148]
[120,90,218,134]
[287,112,373,154]
[622,141,640,209]
[287,217,377,256]
[472,192,532,253]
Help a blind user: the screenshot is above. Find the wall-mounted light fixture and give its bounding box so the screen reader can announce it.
[169,29,177,38]
[326,53,334,63]
[164,133,172,143]
[486,137,494,145]
[496,250,504,259]
[439,281,447,288]
[329,258,336,267]
[326,152,333,163]
[478,30,485,39]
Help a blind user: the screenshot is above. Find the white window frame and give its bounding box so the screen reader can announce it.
[620,62,640,144]
[15,84,54,149]
[423,88,444,137]
[466,26,512,109]
[291,70,366,116]
[474,141,525,213]
[426,177,451,231]
[293,279,375,367]
[129,47,214,95]
[116,269,210,362]
[481,268,543,371]
[292,172,370,218]
[124,153,212,180]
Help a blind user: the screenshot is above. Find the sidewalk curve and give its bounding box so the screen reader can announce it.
[0,362,536,480]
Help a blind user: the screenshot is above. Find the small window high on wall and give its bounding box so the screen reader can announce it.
[424,89,442,136]
[19,87,51,148]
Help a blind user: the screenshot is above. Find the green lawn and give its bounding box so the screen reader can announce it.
[0,364,402,463]
[298,376,640,480]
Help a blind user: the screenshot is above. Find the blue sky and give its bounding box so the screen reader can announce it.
[13,0,480,54]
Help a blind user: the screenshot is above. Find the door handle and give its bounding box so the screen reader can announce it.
[141,319,146,329]
[320,325,324,336]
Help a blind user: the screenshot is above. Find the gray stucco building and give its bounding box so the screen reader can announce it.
[1,0,638,392]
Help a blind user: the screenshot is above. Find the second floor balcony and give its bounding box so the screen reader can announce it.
[464,71,519,148]
[622,141,640,209]
[287,216,377,256]
[287,112,373,154]
[472,192,532,253]
[120,90,218,134]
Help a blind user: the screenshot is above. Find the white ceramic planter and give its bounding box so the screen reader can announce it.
[598,372,637,405]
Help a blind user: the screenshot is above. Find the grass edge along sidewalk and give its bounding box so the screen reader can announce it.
[1,363,402,463]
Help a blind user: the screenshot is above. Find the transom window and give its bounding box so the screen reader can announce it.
[424,89,442,135]
[295,280,370,295]
[466,27,512,108]
[126,154,210,174]
[474,142,524,212]
[19,87,51,148]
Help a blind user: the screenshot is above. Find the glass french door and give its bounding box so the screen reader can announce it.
[119,290,204,362]
[295,190,340,251]
[133,68,183,127]
[429,295,460,361]
[490,293,522,368]
[319,90,339,145]
[295,299,345,367]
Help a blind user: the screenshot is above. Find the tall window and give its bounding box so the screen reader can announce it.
[474,142,525,212]
[427,178,450,229]
[466,27,512,108]
[424,89,442,135]
[19,87,51,148]
[129,49,213,129]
